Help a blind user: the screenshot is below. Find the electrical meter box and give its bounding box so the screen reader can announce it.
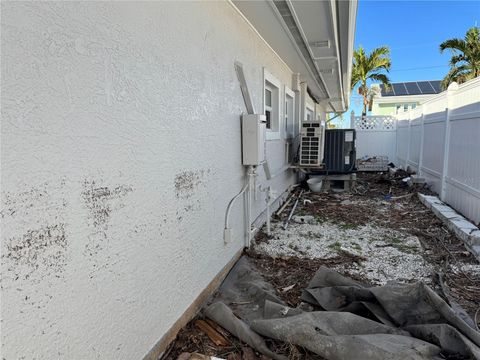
[242,114,266,166]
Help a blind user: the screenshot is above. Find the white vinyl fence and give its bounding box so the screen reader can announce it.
[352,114,397,162]
[353,78,480,224]
[395,78,480,224]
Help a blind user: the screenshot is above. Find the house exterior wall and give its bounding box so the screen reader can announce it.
[371,94,438,116]
[372,102,421,116]
[372,103,398,115]
[1,2,302,359]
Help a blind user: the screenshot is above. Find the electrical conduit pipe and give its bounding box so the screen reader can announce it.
[224,166,255,246]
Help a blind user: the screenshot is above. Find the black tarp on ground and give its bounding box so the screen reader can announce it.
[204,256,480,360]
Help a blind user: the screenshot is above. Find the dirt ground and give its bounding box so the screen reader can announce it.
[162,172,480,360]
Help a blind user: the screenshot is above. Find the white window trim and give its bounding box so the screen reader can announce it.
[284,85,295,139]
[305,104,314,122]
[263,69,281,141]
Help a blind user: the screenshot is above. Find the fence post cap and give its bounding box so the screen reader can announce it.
[447,82,459,91]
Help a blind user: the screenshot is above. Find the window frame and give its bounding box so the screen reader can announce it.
[305,105,314,122]
[263,69,281,141]
[265,86,273,130]
[284,86,295,139]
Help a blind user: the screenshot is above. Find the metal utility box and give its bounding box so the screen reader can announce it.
[299,121,325,167]
[324,129,356,173]
[241,114,266,166]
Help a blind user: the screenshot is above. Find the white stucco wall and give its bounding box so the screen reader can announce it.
[1,2,300,359]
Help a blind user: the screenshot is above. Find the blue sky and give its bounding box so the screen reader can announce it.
[337,0,480,125]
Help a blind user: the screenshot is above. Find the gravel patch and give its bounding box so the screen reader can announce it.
[254,220,433,285]
[451,263,480,277]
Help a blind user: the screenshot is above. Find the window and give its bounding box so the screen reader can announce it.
[265,87,272,129]
[306,107,314,122]
[403,104,408,112]
[396,105,402,114]
[411,103,417,109]
[284,86,295,139]
[263,69,281,140]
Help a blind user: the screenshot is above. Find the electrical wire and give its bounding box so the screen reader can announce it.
[389,65,449,72]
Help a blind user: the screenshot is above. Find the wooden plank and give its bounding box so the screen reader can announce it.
[195,320,230,347]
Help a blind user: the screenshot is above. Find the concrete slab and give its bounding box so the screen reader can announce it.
[313,173,356,192]
[410,175,425,184]
[418,193,480,260]
[437,211,460,220]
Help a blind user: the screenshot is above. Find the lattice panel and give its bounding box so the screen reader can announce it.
[354,116,396,130]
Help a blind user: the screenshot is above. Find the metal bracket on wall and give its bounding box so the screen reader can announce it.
[234,61,255,115]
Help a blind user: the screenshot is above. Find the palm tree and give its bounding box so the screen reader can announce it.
[440,26,480,89]
[351,46,391,116]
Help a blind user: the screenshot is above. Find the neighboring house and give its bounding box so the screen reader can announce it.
[371,80,442,115]
[1,1,356,359]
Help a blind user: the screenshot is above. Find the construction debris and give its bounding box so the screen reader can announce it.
[194,320,230,347]
[177,353,225,360]
[164,173,479,360]
[169,258,479,360]
[282,190,303,230]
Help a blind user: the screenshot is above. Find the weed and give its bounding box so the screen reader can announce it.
[328,241,342,252]
[392,243,418,254]
[315,215,327,224]
[350,242,362,251]
[339,223,359,230]
[386,236,418,254]
[288,243,300,251]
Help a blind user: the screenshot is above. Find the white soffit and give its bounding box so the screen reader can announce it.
[232,0,357,112]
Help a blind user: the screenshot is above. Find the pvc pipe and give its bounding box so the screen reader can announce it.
[266,188,271,236]
[224,182,248,231]
[224,166,254,244]
[266,199,271,236]
[245,166,255,248]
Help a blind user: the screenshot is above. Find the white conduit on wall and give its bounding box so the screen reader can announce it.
[224,165,256,247]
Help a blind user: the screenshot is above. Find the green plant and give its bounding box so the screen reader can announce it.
[387,236,418,254]
[351,46,392,116]
[339,223,359,230]
[440,26,480,89]
[328,241,342,252]
[350,242,362,251]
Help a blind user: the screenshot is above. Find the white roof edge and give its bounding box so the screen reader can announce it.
[375,94,438,104]
[342,0,358,111]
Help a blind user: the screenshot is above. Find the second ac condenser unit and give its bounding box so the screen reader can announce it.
[299,122,325,167]
[324,129,356,173]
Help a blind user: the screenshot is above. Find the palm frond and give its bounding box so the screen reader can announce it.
[440,38,466,54]
[441,65,470,89]
[449,54,467,66]
[369,73,391,87]
[351,45,392,114]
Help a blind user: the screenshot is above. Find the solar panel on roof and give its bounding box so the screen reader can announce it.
[418,81,435,94]
[381,84,395,96]
[392,83,408,96]
[379,80,442,96]
[430,81,441,93]
[405,82,421,95]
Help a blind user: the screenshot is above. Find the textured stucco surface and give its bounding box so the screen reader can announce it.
[1,2,297,359]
